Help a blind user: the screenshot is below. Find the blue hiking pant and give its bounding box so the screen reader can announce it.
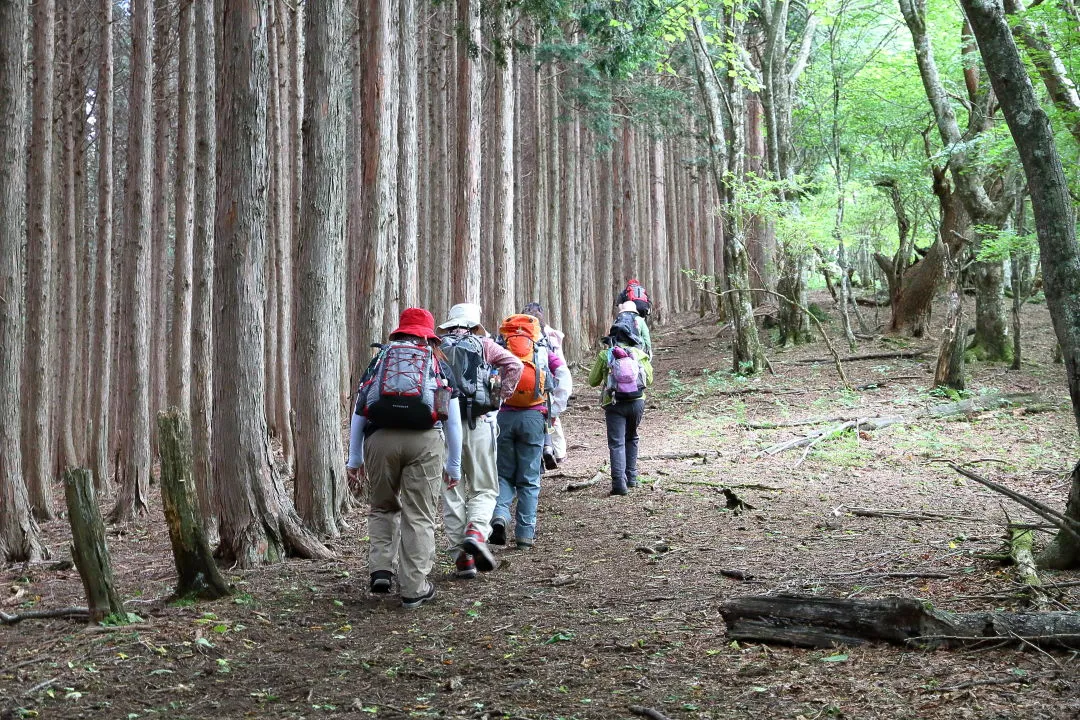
[494,408,546,543]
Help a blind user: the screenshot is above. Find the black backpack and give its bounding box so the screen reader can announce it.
[440,333,499,427]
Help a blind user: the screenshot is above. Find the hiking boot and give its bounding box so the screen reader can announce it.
[401,583,436,609]
[462,528,498,572]
[489,518,507,546]
[610,484,628,496]
[515,537,534,550]
[370,570,393,594]
[626,478,638,489]
[454,554,477,580]
[543,448,559,471]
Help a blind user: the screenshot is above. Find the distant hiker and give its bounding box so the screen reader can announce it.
[347,308,462,609]
[588,314,654,496]
[437,303,523,579]
[521,301,568,469]
[491,313,572,549]
[616,278,651,318]
[617,300,653,359]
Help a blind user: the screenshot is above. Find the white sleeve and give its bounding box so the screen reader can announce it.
[550,364,573,416]
[443,398,463,478]
[347,413,367,469]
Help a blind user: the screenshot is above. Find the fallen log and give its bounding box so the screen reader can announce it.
[1009,528,1050,610]
[0,607,90,625]
[794,347,932,364]
[927,392,1052,419]
[719,595,1080,650]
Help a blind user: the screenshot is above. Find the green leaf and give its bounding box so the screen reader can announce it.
[821,653,849,662]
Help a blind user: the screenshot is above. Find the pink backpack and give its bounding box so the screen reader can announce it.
[607,346,646,401]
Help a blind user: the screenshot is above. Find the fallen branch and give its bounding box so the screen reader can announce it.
[944,462,1080,544]
[845,506,987,523]
[761,416,903,458]
[933,673,1055,692]
[565,468,606,492]
[629,706,674,720]
[719,595,1080,650]
[638,450,724,461]
[0,607,90,625]
[794,347,931,364]
[742,415,854,430]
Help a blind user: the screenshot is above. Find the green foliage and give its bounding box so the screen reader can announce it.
[973,225,1039,262]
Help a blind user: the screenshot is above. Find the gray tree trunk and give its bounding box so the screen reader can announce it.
[0,0,46,563]
[213,0,331,568]
[958,0,1080,568]
[110,0,155,523]
[23,0,57,520]
[398,0,420,309]
[90,0,115,494]
[150,0,172,438]
[191,0,217,540]
[169,0,196,417]
[493,4,515,322]
[293,0,347,537]
[454,0,482,305]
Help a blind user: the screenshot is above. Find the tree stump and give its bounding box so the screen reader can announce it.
[158,408,232,600]
[63,468,126,623]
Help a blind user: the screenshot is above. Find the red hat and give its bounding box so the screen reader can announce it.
[389,307,440,342]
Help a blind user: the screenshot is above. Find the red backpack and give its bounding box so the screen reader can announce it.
[625,279,649,303]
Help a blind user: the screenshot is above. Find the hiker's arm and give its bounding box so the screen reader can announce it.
[550,363,572,416]
[588,352,606,387]
[640,321,652,358]
[347,413,367,469]
[444,398,463,480]
[642,353,655,387]
[483,338,524,402]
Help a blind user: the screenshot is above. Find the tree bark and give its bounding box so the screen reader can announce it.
[453,0,482,305]
[957,0,1080,568]
[65,469,125,623]
[0,0,46,563]
[169,0,196,417]
[150,0,173,439]
[398,0,420,309]
[493,5,516,322]
[110,0,155,523]
[90,0,115,495]
[157,409,231,600]
[58,0,79,470]
[23,0,57,520]
[293,0,347,537]
[214,0,332,568]
[191,0,217,541]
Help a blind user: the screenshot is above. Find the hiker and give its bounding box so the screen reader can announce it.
[616,278,651,318]
[347,307,462,609]
[437,303,523,579]
[491,313,572,549]
[588,314,654,496]
[616,300,653,359]
[521,302,568,469]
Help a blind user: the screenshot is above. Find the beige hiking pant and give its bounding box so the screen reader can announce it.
[365,428,446,598]
[443,413,499,550]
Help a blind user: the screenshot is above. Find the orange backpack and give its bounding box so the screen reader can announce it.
[498,314,551,408]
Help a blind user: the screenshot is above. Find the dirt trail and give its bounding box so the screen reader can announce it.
[3,295,1079,719]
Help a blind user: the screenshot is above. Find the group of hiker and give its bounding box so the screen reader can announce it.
[345,280,655,608]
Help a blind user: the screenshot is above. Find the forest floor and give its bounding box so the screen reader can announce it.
[2,292,1079,720]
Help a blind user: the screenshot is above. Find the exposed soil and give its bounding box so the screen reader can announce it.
[3,293,1079,720]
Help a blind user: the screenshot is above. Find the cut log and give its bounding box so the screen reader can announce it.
[63,468,127,623]
[719,595,1080,650]
[158,408,232,600]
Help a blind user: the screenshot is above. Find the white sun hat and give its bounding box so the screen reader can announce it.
[618,301,639,314]
[438,303,486,333]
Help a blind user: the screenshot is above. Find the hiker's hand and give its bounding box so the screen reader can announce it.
[348,465,366,495]
[443,471,458,490]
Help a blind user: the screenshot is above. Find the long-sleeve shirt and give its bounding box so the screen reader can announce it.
[588,346,654,407]
[347,394,463,478]
[634,316,653,359]
[480,336,524,404]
